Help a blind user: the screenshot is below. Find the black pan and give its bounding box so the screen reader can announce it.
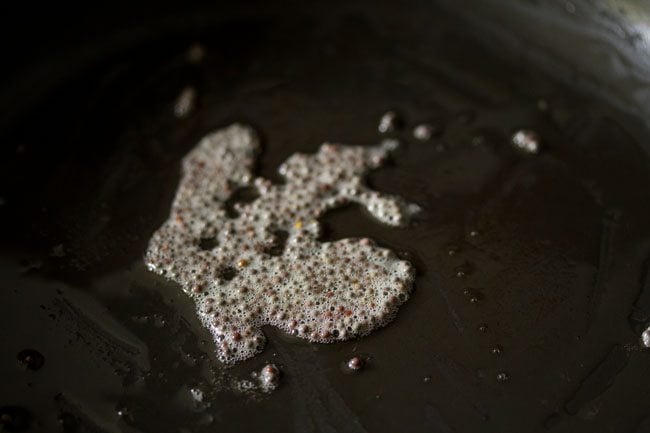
[2,2,650,432]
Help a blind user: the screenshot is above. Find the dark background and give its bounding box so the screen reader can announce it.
[2,2,650,432]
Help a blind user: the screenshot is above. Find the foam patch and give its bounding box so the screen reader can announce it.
[146,124,418,363]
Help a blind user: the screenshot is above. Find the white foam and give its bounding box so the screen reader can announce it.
[145,124,418,364]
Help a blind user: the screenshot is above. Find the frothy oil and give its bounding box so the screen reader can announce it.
[145,124,418,363]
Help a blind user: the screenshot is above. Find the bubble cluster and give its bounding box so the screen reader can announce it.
[253,364,281,392]
[145,124,418,364]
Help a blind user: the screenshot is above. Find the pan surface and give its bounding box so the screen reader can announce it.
[2,2,650,432]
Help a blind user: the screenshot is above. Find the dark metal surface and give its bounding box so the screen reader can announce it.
[440,0,650,134]
[2,2,650,432]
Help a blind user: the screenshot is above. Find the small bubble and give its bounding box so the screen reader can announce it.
[17,349,44,371]
[423,375,432,383]
[641,325,650,348]
[413,124,435,141]
[478,323,488,333]
[190,387,204,403]
[496,371,510,382]
[347,356,364,371]
[455,262,474,278]
[116,405,130,419]
[511,129,540,154]
[490,345,503,356]
[174,87,196,118]
[469,230,479,238]
[378,111,399,134]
